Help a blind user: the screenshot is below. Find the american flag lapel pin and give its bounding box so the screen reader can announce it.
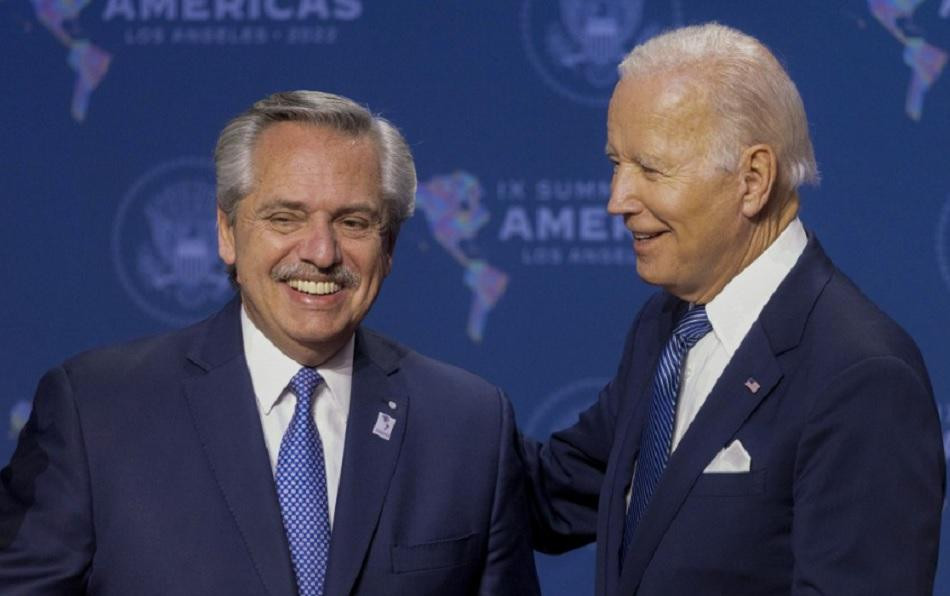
[744,378,761,394]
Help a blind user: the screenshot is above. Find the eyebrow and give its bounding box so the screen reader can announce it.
[254,198,308,214]
[334,202,383,218]
[604,146,662,167]
[633,150,668,168]
[254,199,382,217]
[338,201,379,211]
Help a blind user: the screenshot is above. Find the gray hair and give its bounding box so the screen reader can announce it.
[214,90,416,241]
[619,23,819,191]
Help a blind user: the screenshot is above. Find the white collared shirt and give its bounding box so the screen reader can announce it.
[670,218,807,451]
[241,307,352,527]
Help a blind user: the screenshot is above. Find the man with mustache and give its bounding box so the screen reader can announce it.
[0,91,540,595]
[521,24,944,595]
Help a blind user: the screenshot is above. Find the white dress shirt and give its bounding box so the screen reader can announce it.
[241,307,352,527]
[670,218,807,451]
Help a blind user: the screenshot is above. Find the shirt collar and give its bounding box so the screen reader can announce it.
[240,306,354,415]
[704,218,807,357]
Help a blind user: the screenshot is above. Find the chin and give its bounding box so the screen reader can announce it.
[297,324,354,346]
[634,266,662,287]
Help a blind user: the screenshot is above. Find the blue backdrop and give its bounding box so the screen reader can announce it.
[3,0,949,593]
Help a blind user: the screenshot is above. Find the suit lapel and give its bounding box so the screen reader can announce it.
[615,234,835,594]
[598,297,679,595]
[618,324,781,593]
[324,329,408,595]
[182,299,297,596]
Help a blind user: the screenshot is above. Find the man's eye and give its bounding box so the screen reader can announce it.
[340,217,370,230]
[267,213,295,223]
[336,216,379,237]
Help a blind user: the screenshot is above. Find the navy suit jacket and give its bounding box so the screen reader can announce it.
[0,299,540,595]
[523,235,945,595]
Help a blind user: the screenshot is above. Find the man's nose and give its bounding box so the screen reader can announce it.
[606,166,644,216]
[298,218,342,269]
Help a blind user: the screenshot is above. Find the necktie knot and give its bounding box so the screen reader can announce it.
[289,367,322,410]
[672,306,712,347]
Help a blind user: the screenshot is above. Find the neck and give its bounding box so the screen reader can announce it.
[744,191,800,265]
[285,337,350,368]
[693,193,799,305]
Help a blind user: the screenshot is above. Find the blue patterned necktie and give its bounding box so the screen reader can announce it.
[276,367,331,596]
[621,306,712,565]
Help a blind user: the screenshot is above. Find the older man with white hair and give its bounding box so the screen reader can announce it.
[522,23,944,596]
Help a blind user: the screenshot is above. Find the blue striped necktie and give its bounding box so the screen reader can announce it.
[275,367,331,596]
[621,306,711,564]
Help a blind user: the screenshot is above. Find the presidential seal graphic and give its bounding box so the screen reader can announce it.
[112,157,232,326]
[521,0,683,106]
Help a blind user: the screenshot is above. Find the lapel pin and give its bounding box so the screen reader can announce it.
[373,412,396,440]
[744,378,761,394]
[387,400,397,411]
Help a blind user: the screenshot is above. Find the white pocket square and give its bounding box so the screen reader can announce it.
[703,439,751,473]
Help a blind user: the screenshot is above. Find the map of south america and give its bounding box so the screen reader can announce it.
[416,172,509,343]
[869,0,947,120]
[31,0,112,121]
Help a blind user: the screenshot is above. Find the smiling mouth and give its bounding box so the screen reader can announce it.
[633,231,666,241]
[287,279,342,296]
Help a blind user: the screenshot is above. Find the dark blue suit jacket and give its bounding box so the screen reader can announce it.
[0,299,540,595]
[524,235,945,595]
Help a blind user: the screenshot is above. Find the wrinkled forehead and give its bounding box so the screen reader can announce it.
[249,122,381,189]
[608,72,718,152]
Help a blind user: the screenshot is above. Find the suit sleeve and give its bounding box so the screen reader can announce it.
[518,308,647,554]
[791,356,945,595]
[0,366,94,595]
[477,390,541,596]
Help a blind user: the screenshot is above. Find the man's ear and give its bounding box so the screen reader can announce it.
[217,208,236,265]
[737,144,777,218]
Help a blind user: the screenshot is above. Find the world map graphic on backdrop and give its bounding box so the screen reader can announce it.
[23,0,365,122]
[30,0,112,121]
[415,172,509,343]
[868,0,948,120]
[7,1,950,592]
[7,400,31,439]
[415,169,642,341]
[937,402,950,496]
[22,1,948,126]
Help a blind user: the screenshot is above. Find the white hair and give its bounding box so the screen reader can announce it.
[619,23,819,190]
